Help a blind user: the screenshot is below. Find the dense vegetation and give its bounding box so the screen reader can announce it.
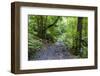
[28,15,88,60]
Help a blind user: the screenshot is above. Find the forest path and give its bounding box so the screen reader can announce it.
[31,42,77,60]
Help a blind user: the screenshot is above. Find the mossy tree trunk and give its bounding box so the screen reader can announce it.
[75,17,83,55]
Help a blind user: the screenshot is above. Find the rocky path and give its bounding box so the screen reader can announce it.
[30,42,77,60]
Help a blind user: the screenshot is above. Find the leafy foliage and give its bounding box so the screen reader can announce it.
[28,15,88,60]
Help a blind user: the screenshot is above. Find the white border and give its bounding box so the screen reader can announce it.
[20,6,95,70]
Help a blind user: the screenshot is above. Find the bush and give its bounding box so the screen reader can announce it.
[28,33,43,60]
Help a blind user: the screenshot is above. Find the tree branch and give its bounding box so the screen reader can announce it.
[45,16,60,30]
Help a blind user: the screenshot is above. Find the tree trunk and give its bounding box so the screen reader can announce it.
[75,17,83,55]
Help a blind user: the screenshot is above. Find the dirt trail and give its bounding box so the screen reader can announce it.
[31,42,76,60]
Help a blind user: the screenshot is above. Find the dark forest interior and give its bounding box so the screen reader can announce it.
[28,15,88,60]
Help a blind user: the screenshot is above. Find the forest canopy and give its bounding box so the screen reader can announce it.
[28,15,88,60]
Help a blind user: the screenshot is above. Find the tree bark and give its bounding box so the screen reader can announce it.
[75,17,83,55]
